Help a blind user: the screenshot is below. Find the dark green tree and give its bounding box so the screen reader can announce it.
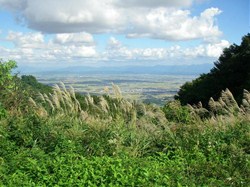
[21,75,52,94]
[175,33,250,107]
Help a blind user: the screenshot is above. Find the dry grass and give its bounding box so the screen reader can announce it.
[189,88,250,119]
[29,84,250,151]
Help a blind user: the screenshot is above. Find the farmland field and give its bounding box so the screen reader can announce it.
[35,73,197,105]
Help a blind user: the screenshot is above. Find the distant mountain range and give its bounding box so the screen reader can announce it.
[18,63,214,75]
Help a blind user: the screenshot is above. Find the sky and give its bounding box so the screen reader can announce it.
[0,0,249,68]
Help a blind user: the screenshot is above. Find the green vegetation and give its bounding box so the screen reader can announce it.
[176,33,250,107]
[21,75,52,95]
[1,33,250,187]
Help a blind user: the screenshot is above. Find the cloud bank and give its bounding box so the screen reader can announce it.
[0,31,230,66]
[1,0,222,41]
[0,0,230,66]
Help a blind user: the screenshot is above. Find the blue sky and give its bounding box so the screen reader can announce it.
[0,0,249,68]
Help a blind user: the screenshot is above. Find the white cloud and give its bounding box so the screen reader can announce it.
[49,45,97,58]
[0,0,222,41]
[0,0,232,67]
[2,31,98,65]
[19,0,125,33]
[0,33,230,66]
[205,40,230,57]
[126,7,222,41]
[107,37,122,49]
[115,0,193,8]
[6,31,44,48]
[53,32,94,46]
[104,37,230,62]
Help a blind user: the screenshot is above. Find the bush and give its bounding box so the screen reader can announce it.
[162,100,193,123]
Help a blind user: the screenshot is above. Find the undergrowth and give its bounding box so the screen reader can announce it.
[0,82,249,186]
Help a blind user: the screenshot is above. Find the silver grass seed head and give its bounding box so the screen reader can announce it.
[28,97,37,107]
[37,92,45,102]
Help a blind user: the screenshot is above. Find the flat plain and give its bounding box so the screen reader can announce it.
[36,73,197,105]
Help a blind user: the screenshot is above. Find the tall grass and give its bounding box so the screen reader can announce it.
[1,85,249,186]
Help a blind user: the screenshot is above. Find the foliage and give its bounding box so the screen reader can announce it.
[21,75,52,95]
[0,60,53,115]
[0,102,7,119]
[0,59,17,91]
[162,100,193,123]
[0,58,249,186]
[176,33,250,106]
[188,88,250,118]
[0,60,22,113]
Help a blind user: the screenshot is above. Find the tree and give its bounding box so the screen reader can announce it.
[0,60,53,113]
[0,59,17,112]
[0,59,17,92]
[21,75,52,94]
[175,33,250,107]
